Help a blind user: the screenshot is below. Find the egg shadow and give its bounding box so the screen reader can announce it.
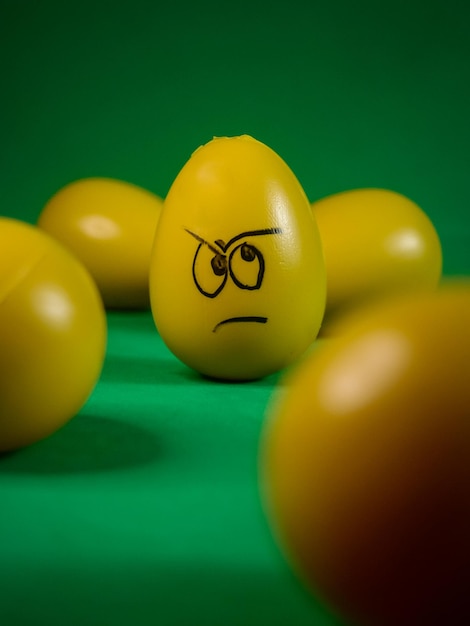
[0,413,161,476]
[101,353,284,388]
[100,353,201,386]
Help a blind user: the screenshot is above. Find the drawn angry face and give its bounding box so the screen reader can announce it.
[185,227,282,332]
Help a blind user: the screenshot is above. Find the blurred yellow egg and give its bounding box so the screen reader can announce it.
[0,218,106,451]
[38,177,163,309]
[260,282,470,626]
[150,135,326,380]
[312,188,442,333]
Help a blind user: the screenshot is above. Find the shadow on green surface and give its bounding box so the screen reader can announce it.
[125,338,327,389]
[0,413,161,475]
[101,352,284,388]
[100,353,200,386]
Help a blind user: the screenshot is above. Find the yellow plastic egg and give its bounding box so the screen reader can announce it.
[0,218,107,452]
[38,177,163,309]
[260,282,470,626]
[149,135,326,380]
[311,188,442,333]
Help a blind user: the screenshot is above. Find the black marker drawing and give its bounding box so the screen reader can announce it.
[185,227,282,298]
[185,227,283,332]
[212,316,268,333]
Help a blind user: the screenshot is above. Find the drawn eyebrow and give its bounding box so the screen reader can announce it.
[224,228,283,250]
[184,229,221,255]
[184,227,283,253]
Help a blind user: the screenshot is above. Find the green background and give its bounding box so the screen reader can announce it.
[1,1,469,625]
[2,0,470,273]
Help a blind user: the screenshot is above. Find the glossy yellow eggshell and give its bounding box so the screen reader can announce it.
[312,188,442,333]
[38,177,163,309]
[0,218,107,451]
[150,135,326,380]
[260,282,470,626]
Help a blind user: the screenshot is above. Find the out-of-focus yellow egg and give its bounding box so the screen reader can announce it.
[150,135,326,380]
[0,218,106,451]
[311,188,442,333]
[38,177,163,309]
[260,282,470,626]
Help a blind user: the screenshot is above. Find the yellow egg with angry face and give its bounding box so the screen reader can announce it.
[149,135,326,380]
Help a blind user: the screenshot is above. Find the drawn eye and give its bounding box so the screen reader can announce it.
[229,243,265,290]
[192,244,228,298]
[211,253,227,276]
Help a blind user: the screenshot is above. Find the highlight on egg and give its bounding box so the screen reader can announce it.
[149,135,326,381]
[38,177,163,309]
[311,188,443,334]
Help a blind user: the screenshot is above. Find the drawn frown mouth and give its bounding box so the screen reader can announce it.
[212,316,268,333]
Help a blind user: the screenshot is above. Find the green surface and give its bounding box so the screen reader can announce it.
[1,1,470,625]
[0,313,339,626]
